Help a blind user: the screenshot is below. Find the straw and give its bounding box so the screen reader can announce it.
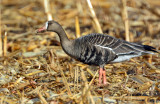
[75,16,81,38]
[86,0,103,33]
[44,0,53,20]
[0,8,2,56]
[121,0,130,41]
[3,32,7,56]
[38,90,48,104]
[80,68,95,104]
[58,63,72,96]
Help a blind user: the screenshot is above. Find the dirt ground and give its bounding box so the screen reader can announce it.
[1,0,160,104]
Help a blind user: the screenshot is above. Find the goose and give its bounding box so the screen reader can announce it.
[37,20,158,85]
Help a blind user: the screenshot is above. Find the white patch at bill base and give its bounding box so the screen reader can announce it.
[45,21,48,29]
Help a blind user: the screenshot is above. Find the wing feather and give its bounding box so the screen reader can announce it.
[75,33,155,63]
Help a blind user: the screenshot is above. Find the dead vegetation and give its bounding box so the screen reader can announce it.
[0,0,160,103]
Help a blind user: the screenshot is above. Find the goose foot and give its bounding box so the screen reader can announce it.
[98,67,109,86]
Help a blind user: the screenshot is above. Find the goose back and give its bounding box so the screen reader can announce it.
[72,33,156,65]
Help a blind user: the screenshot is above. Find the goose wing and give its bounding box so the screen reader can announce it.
[78,33,155,63]
[75,33,117,65]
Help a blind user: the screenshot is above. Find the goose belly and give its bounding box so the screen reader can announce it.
[110,54,141,63]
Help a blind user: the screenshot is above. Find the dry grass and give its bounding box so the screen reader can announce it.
[0,0,160,103]
[121,0,130,41]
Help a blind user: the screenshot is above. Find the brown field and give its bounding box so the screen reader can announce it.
[1,0,160,103]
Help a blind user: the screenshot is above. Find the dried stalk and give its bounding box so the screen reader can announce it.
[3,32,7,56]
[0,96,4,104]
[148,54,152,64]
[74,67,76,94]
[38,90,48,104]
[0,8,2,56]
[58,63,72,96]
[121,0,130,41]
[144,61,158,70]
[80,69,95,104]
[44,0,55,37]
[75,16,81,38]
[86,0,103,33]
[44,0,53,20]
[74,66,79,93]
[20,90,25,104]
[0,96,15,104]
[89,70,98,86]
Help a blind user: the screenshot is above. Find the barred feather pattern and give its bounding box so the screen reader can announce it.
[72,33,155,65]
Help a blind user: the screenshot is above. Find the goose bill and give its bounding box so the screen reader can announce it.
[37,26,46,33]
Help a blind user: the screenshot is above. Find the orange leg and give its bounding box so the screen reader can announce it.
[102,70,107,85]
[99,68,103,85]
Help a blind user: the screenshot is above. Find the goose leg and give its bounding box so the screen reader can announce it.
[102,69,107,85]
[99,68,103,85]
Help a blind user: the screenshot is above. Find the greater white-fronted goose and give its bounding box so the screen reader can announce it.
[37,20,158,85]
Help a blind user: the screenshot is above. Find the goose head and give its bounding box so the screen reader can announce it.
[37,20,61,33]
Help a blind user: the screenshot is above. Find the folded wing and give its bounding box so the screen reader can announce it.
[80,33,157,63]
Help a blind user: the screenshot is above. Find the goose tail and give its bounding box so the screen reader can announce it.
[143,45,159,53]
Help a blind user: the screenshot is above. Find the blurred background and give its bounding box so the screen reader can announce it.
[1,0,160,103]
